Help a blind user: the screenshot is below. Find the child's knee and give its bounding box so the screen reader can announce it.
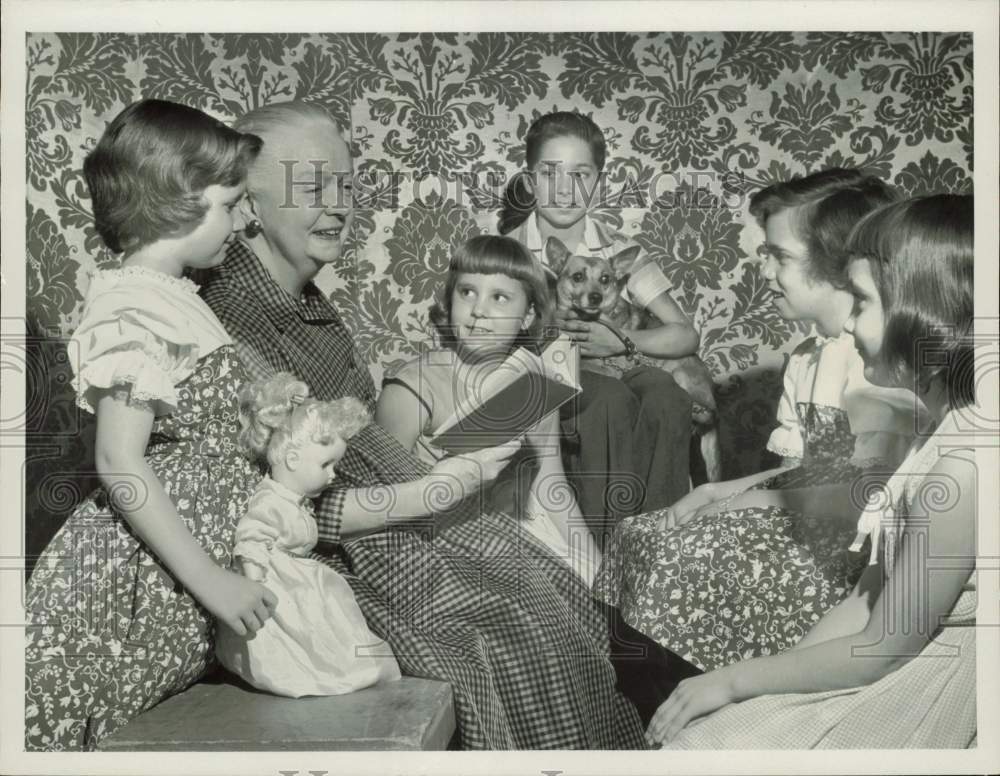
[580,371,640,420]
[628,368,693,414]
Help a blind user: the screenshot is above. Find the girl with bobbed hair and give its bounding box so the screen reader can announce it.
[595,169,929,724]
[84,98,261,254]
[648,193,977,749]
[846,193,975,404]
[426,233,554,352]
[25,99,271,750]
[216,373,401,698]
[379,234,602,586]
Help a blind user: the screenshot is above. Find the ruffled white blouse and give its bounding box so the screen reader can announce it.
[70,266,232,416]
[766,331,927,469]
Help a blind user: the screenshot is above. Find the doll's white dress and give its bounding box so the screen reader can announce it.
[216,476,401,697]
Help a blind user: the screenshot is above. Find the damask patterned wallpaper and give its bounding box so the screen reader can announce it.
[25,32,973,558]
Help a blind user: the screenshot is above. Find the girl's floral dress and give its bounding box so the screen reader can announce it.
[25,267,260,751]
[595,332,925,672]
[666,408,976,749]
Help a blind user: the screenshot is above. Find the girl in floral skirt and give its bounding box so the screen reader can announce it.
[25,99,273,750]
[650,194,977,749]
[595,168,926,675]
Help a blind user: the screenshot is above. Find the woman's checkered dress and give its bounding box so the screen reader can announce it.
[201,241,647,750]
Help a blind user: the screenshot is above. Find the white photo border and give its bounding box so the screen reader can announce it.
[2,1,997,774]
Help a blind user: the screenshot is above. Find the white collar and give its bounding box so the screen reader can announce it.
[525,213,606,259]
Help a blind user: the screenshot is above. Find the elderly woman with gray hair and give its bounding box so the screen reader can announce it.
[198,100,651,750]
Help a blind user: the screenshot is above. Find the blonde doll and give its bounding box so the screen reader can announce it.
[216,373,401,697]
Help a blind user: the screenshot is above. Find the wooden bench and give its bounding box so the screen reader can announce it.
[97,673,456,751]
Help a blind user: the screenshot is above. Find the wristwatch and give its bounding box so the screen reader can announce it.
[620,333,638,360]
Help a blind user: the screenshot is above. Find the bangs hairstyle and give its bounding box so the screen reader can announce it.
[83,99,261,254]
[232,101,341,195]
[499,111,607,235]
[848,194,975,406]
[239,372,370,469]
[749,168,899,288]
[429,234,554,351]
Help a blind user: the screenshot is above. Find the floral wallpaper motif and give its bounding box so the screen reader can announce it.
[24,32,973,559]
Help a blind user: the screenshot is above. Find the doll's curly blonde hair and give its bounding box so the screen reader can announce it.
[238,372,369,469]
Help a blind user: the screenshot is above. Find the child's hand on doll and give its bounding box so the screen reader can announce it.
[198,566,277,637]
[427,439,521,510]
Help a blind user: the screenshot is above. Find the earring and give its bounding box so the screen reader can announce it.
[244,219,263,239]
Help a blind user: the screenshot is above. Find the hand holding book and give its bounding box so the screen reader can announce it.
[430,334,581,455]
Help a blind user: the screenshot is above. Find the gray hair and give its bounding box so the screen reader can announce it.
[233,101,344,196]
[233,100,339,138]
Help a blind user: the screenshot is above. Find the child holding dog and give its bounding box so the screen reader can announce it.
[500,110,703,546]
[595,169,930,679]
[376,234,602,585]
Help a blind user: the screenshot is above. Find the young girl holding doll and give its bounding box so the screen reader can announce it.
[595,169,926,680]
[499,110,700,543]
[649,193,977,749]
[25,99,272,750]
[376,234,601,585]
[215,373,400,696]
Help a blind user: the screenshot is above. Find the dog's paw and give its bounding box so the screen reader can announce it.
[691,403,717,427]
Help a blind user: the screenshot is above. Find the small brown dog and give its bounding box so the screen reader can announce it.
[545,236,721,482]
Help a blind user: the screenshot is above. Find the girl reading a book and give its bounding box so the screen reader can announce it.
[376,234,601,585]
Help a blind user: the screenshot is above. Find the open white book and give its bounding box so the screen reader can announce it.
[430,334,581,455]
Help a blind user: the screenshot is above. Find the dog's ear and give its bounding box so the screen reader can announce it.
[544,236,572,275]
[609,245,642,277]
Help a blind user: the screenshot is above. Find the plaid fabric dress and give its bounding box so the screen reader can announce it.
[198,241,646,749]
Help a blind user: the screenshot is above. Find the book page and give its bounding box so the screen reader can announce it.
[430,337,581,454]
[540,333,580,389]
[431,347,542,437]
